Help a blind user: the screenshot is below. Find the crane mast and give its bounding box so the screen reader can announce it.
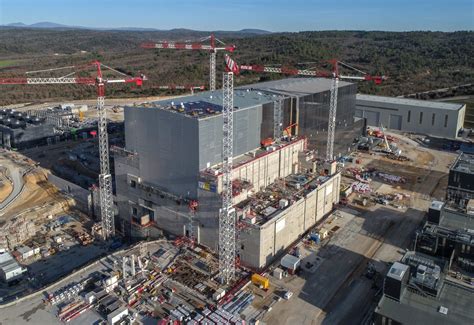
[0,62,146,240]
[326,75,338,161]
[273,98,283,140]
[141,34,235,91]
[96,81,115,239]
[219,71,236,284]
[225,55,386,162]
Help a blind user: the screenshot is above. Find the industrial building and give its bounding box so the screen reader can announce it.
[355,94,466,139]
[0,250,27,283]
[417,200,474,272]
[0,106,96,150]
[374,252,474,325]
[115,78,350,269]
[446,152,474,207]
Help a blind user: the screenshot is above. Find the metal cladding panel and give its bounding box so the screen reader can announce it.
[298,83,360,157]
[125,107,199,198]
[198,105,262,169]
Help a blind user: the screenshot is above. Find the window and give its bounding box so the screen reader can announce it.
[407,110,411,123]
[444,114,448,127]
[132,207,138,215]
[130,180,136,188]
[419,112,423,124]
[432,113,435,126]
[241,244,245,250]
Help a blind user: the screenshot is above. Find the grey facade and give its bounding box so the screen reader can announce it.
[243,79,362,157]
[116,78,355,265]
[356,94,466,139]
[124,92,265,199]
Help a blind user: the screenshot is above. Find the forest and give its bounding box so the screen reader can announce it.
[0,28,472,105]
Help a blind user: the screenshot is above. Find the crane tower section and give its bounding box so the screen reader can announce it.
[219,71,236,284]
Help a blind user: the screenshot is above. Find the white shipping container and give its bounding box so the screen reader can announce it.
[280,254,301,270]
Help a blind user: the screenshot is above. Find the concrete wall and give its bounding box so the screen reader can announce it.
[356,95,466,139]
[239,173,341,269]
[219,139,305,199]
[47,173,90,212]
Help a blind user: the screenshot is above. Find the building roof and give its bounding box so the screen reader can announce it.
[430,200,445,211]
[0,251,14,264]
[133,78,352,119]
[450,152,474,174]
[377,252,474,325]
[376,281,474,325]
[240,77,352,96]
[387,262,409,281]
[356,94,465,111]
[440,205,474,230]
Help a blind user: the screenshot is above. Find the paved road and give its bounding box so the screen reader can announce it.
[0,166,24,211]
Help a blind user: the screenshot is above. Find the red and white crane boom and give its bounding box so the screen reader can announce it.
[225,55,386,160]
[0,61,146,240]
[141,34,236,91]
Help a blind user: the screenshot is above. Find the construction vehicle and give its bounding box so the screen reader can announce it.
[251,273,269,289]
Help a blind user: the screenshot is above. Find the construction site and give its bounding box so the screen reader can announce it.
[0,32,472,325]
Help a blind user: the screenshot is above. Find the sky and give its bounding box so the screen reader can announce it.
[0,0,472,32]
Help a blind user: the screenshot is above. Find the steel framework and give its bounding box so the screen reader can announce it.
[224,55,386,162]
[219,71,236,284]
[326,76,339,161]
[96,87,115,239]
[273,98,283,140]
[210,52,217,91]
[141,34,235,91]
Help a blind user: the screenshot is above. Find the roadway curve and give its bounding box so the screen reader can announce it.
[0,166,26,212]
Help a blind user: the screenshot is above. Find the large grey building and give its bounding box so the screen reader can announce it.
[356,94,466,139]
[114,78,355,268]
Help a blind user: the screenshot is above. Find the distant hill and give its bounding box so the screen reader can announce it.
[1,22,272,35]
[0,28,472,105]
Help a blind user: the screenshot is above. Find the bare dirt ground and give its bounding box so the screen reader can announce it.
[3,169,71,219]
[0,151,73,222]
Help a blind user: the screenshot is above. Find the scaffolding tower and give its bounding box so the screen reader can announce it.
[210,51,217,91]
[326,75,339,161]
[97,83,115,240]
[273,98,283,140]
[219,71,236,284]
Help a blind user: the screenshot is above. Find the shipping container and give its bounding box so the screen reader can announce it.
[280,254,301,271]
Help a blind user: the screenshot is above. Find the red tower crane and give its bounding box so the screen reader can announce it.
[225,55,386,160]
[0,61,146,240]
[141,34,236,91]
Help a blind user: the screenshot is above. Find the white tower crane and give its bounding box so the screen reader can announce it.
[219,69,236,284]
[225,55,386,160]
[141,34,236,91]
[0,61,146,240]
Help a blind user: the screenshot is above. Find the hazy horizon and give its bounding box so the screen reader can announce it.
[1,0,473,32]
